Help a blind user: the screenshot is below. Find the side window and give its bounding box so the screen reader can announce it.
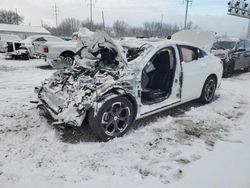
[45,36,60,42]
[245,41,250,51]
[34,37,46,42]
[237,41,245,50]
[197,48,207,58]
[180,46,207,63]
[180,47,198,63]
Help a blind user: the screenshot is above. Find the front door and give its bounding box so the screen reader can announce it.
[139,46,181,115]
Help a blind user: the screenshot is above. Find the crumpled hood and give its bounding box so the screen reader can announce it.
[40,66,122,113]
[80,31,127,66]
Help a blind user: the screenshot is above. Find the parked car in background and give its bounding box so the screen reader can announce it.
[212,38,250,77]
[0,34,21,53]
[37,27,94,69]
[5,35,64,60]
[35,30,223,141]
[36,40,77,69]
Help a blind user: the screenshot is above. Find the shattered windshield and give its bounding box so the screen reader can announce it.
[122,43,153,62]
[75,31,126,71]
[212,41,236,50]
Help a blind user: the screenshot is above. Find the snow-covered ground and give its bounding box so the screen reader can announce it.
[0,55,250,188]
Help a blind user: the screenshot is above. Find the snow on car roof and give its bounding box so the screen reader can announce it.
[120,37,206,51]
[0,23,50,34]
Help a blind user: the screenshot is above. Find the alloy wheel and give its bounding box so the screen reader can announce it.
[204,79,216,102]
[101,102,131,137]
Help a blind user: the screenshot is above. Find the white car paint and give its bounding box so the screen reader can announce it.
[172,29,216,51]
[6,35,64,58]
[36,31,223,140]
[125,39,223,118]
[38,41,77,60]
[0,34,21,52]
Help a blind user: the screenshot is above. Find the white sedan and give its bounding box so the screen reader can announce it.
[36,30,223,141]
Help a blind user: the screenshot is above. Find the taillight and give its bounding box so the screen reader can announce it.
[43,46,49,53]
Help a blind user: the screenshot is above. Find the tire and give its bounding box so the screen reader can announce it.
[23,52,30,60]
[244,66,250,72]
[89,96,135,141]
[199,76,217,104]
[62,53,74,68]
[223,61,234,78]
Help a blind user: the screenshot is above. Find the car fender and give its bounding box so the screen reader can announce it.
[92,85,137,118]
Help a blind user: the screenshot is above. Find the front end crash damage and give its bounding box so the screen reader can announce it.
[5,42,29,59]
[36,31,138,127]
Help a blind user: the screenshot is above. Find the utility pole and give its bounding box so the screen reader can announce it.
[88,0,94,30]
[102,11,105,31]
[53,3,59,27]
[160,14,164,37]
[184,0,192,29]
[15,8,18,25]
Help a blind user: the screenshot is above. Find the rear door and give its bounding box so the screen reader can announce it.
[179,45,208,101]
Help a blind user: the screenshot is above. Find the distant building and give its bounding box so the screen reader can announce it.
[0,23,51,39]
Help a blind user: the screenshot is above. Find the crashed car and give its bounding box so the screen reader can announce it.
[35,30,223,141]
[6,35,64,60]
[212,38,250,77]
[0,34,21,53]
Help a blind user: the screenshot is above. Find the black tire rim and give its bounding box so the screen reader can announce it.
[204,79,216,102]
[101,102,131,137]
[64,57,73,66]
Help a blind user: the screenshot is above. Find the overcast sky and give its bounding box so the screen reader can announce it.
[1,0,249,36]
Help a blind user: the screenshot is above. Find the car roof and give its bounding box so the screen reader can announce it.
[120,38,208,52]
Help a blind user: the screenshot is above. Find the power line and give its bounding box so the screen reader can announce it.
[183,0,192,29]
[53,3,59,27]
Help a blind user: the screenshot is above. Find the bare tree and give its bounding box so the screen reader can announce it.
[180,21,199,30]
[113,20,130,37]
[81,19,103,31]
[0,9,24,24]
[57,18,81,36]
